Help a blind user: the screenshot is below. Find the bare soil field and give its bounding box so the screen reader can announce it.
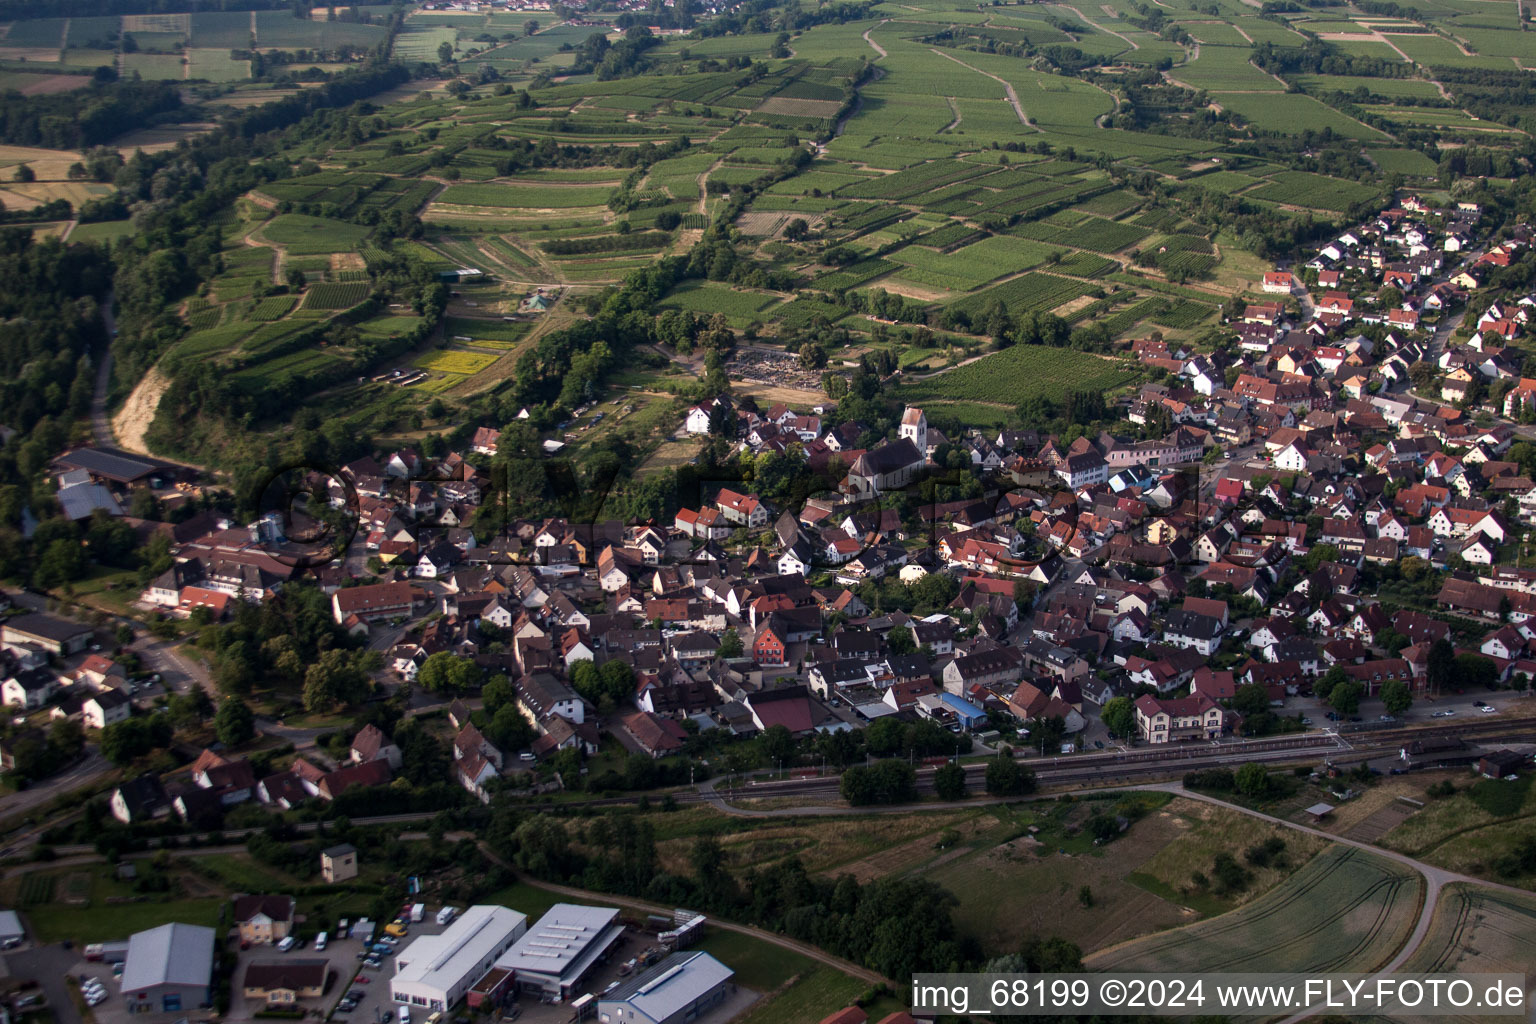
[112,367,171,455]
[19,74,89,95]
[730,380,828,407]
[0,143,82,180]
[116,123,217,154]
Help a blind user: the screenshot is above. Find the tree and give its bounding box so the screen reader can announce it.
[717,628,743,659]
[841,759,916,805]
[1381,679,1412,716]
[416,652,482,693]
[482,674,514,713]
[1101,696,1136,739]
[934,761,966,801]
[1313,664,1348,704]
[1328,680,1364,715]
[1234,762,1270,797]
[524,19,540,35]
[168,683,214,728]
[13,164,33,183]
[761,724,795,768]
[437,40,455,63]
[302,649,371,711]
[214,698,255,747]
[1231,683,1270,718]
[985,747,1035,796]
[1426,637,1455,694]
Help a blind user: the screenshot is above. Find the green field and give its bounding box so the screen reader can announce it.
[901,345,1139,407]
[260,214,372,254]
[657,280,778,319]
[436,182,616,209]
[1093,847,1422,973]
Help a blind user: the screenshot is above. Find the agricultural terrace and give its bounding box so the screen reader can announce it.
[17,0,1532,467]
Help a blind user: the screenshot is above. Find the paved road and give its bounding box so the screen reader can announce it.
[0,751,111,824]
[131,636,212,696]
[477,844,892,987]
[5,943,84,1024]
[90,291,115,448]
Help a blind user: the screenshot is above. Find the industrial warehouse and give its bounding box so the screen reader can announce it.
[493,903,627,1001]
[598,951,736,1024]
[390,905,528,1012]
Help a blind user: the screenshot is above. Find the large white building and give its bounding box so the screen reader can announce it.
[493,903,626,1001]
[390,905,528,1013]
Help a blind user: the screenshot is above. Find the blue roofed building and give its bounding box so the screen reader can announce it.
[939,692,988,731]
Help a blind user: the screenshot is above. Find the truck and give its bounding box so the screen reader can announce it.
[410,903,425,923]
[435,906,457,927]
[83,942,130,964]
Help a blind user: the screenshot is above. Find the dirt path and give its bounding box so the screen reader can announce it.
[1230,21,1254,43]
[91,293,116,447]
[941,96,961,133]
[863,21,888,58]
[1251,59,1291,88]
[110,366,171,456]
[1053,2,1139,49]
[931,49,1036,128]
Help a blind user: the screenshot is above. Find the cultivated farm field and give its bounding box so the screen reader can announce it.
[1091,846,1422,973]
[900,345,1139,408]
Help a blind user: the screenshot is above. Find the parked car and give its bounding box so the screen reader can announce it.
[277,936,296,953]
[363,958,383,970]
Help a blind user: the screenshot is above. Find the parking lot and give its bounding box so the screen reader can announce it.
[280,918,457,1024]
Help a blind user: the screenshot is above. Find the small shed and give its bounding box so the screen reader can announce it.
[0,909,23,947]
[1479,749,1528,779]
[1304,802,1335,822]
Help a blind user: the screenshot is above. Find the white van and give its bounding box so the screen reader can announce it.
[399,1007,412,1024]
[277,936,296,952]
[315,931,328,951]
